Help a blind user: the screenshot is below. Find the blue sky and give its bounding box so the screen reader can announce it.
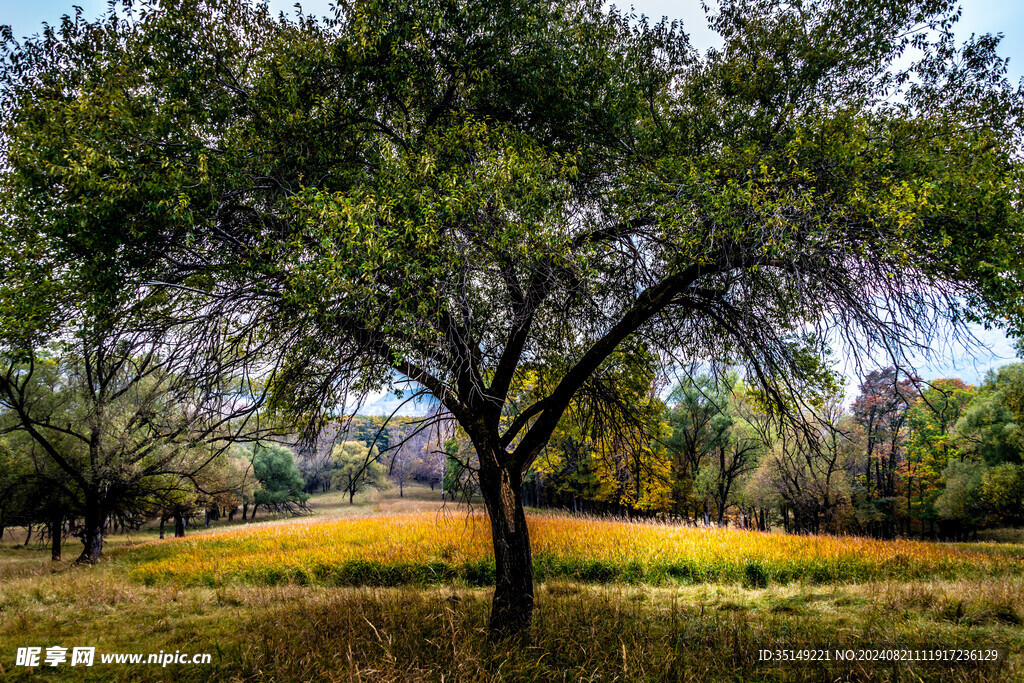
[4,0,1020,410]
[6,0,1023,84]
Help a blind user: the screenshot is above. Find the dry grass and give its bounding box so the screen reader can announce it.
[1,565,1022,682]
[1,487,1022,681]
[123,511,1024,589]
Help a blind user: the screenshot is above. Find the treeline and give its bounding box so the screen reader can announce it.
[491,366,1024,540]
[346,363,1024,541]
[847,366,1024,538]
[0,336,311,563]
[5,333,1021,561]
[0,341,454,564]
[0,332,450,564]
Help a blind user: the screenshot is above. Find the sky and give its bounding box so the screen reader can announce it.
[3,0,1021,412]
[5,0,1023,83]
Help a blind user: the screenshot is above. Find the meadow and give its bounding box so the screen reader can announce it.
[1,486,1023,682]
[124,511,1024,590]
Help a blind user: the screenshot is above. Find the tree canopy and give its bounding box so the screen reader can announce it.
[251,443,310,514]
[331,440,389,504]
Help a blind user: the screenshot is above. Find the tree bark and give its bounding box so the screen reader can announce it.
[50,513,62,562]
[479,461,534,641]
[77,509,105,564]
[173,508,185,538]
[159,515,167,539]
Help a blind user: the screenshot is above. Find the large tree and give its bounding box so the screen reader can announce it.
[251,442,310,516]
[3,0,1022,636]
[0,327,270,562]
[330,440,389,504]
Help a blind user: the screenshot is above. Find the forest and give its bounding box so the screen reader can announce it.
[6,358,1024,561]
[301,362,1024,541]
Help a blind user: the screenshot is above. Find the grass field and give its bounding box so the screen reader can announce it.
[124,511,1024,589]
[1,484,1023,681]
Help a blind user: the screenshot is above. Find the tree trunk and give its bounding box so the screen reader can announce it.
[173,509,185,538]
[479,462,534,641]
[50,513,62,562]
[349,489,355,505]
[77,510,105,564]
[399,481,404,497]
[159,515,167,540]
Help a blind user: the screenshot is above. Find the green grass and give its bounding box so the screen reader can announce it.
[976,527,1024,545]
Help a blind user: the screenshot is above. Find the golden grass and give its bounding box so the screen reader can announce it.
[122,512,1024,589]
[3,490,1023,682]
